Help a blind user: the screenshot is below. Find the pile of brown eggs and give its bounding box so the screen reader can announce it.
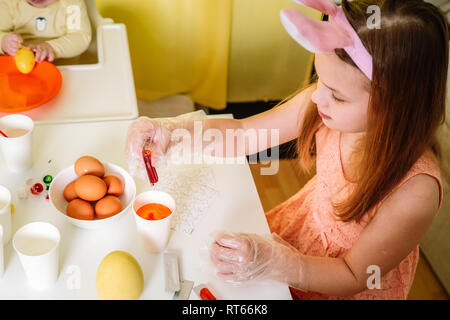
[64,156,124,220]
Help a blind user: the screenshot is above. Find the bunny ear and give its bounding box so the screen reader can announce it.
[280,8,353,53]
[292,0,338,16]
[281,1,373,80]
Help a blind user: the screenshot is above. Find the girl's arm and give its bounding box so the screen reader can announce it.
[126,84,316,174]
[211,173,440,296]
[293,173,440,296]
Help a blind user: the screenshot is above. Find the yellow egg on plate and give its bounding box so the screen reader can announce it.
[15,48,36,74]
[96,251,144,300]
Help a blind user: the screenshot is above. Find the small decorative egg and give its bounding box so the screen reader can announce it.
[67,198,94,220]
[63,181,78,202]
[103,176,124,197]
[74,156,105,178]
[95,195,122,219]
[15,48,35,74]
[74,175,107,201]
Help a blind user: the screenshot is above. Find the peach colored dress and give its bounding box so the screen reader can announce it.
[266,124,443,300]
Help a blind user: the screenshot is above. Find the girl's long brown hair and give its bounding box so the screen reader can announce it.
[294,0,449,222]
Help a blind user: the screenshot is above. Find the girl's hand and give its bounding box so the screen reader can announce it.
[125,110,207,179]
[1,33,24,56]
[125,117,172,178]
[209,232,307,289]
[28,43,55,62]
[210,233,276,283]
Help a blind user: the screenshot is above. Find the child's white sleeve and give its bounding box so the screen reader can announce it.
[0,0,15,55]
[46,0,92,59]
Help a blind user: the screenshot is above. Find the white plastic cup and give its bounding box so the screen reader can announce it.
[133,191,175,253]
[0,185,11,245]
[13,222,60,290]
[0,225,4,278]
[0,114,34,173]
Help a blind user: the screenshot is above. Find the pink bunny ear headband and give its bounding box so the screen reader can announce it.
[281,0,373,80]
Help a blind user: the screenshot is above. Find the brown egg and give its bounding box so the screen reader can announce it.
[95,195,123,219]
[74,156,105,178]
[67,199,94,220]
[103,176,124,196]
[63,181,78,202]
[75,175,107,201]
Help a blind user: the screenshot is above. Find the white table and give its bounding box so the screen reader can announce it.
[0,119,292,300]
[0,25,139,125]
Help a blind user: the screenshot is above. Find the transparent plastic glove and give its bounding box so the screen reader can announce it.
[209,232,308,290]
[124,110,207,179]
[125,116,171,178]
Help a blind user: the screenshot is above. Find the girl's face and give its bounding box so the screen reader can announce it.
[27,0,58,8]
[311,52,371,133]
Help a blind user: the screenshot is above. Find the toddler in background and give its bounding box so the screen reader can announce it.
[0,0,91,62]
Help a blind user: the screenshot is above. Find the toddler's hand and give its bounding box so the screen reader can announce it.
[28,43,55,62]
[1,33,24,56]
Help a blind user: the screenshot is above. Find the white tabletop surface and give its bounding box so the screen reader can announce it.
[0,119,292,300]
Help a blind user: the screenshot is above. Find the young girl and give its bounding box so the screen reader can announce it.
[0,0,91,62]
[125,0,449,299]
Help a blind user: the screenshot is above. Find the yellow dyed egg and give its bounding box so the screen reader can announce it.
[96,251,144,300]
[15,48,36,74]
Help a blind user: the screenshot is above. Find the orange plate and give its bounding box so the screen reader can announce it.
[0,56,62,113]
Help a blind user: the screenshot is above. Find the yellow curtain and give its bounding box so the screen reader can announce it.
[227,0,320,102]
[95,0,232,110]
[94,0,319,109]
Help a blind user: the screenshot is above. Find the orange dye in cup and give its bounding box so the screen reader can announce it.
[136,203,171,220]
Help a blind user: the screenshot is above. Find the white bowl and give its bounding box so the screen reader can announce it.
[49,162,136,229]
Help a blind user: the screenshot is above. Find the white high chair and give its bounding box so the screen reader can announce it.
[56,0,113,66]
[4,0,139,125]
